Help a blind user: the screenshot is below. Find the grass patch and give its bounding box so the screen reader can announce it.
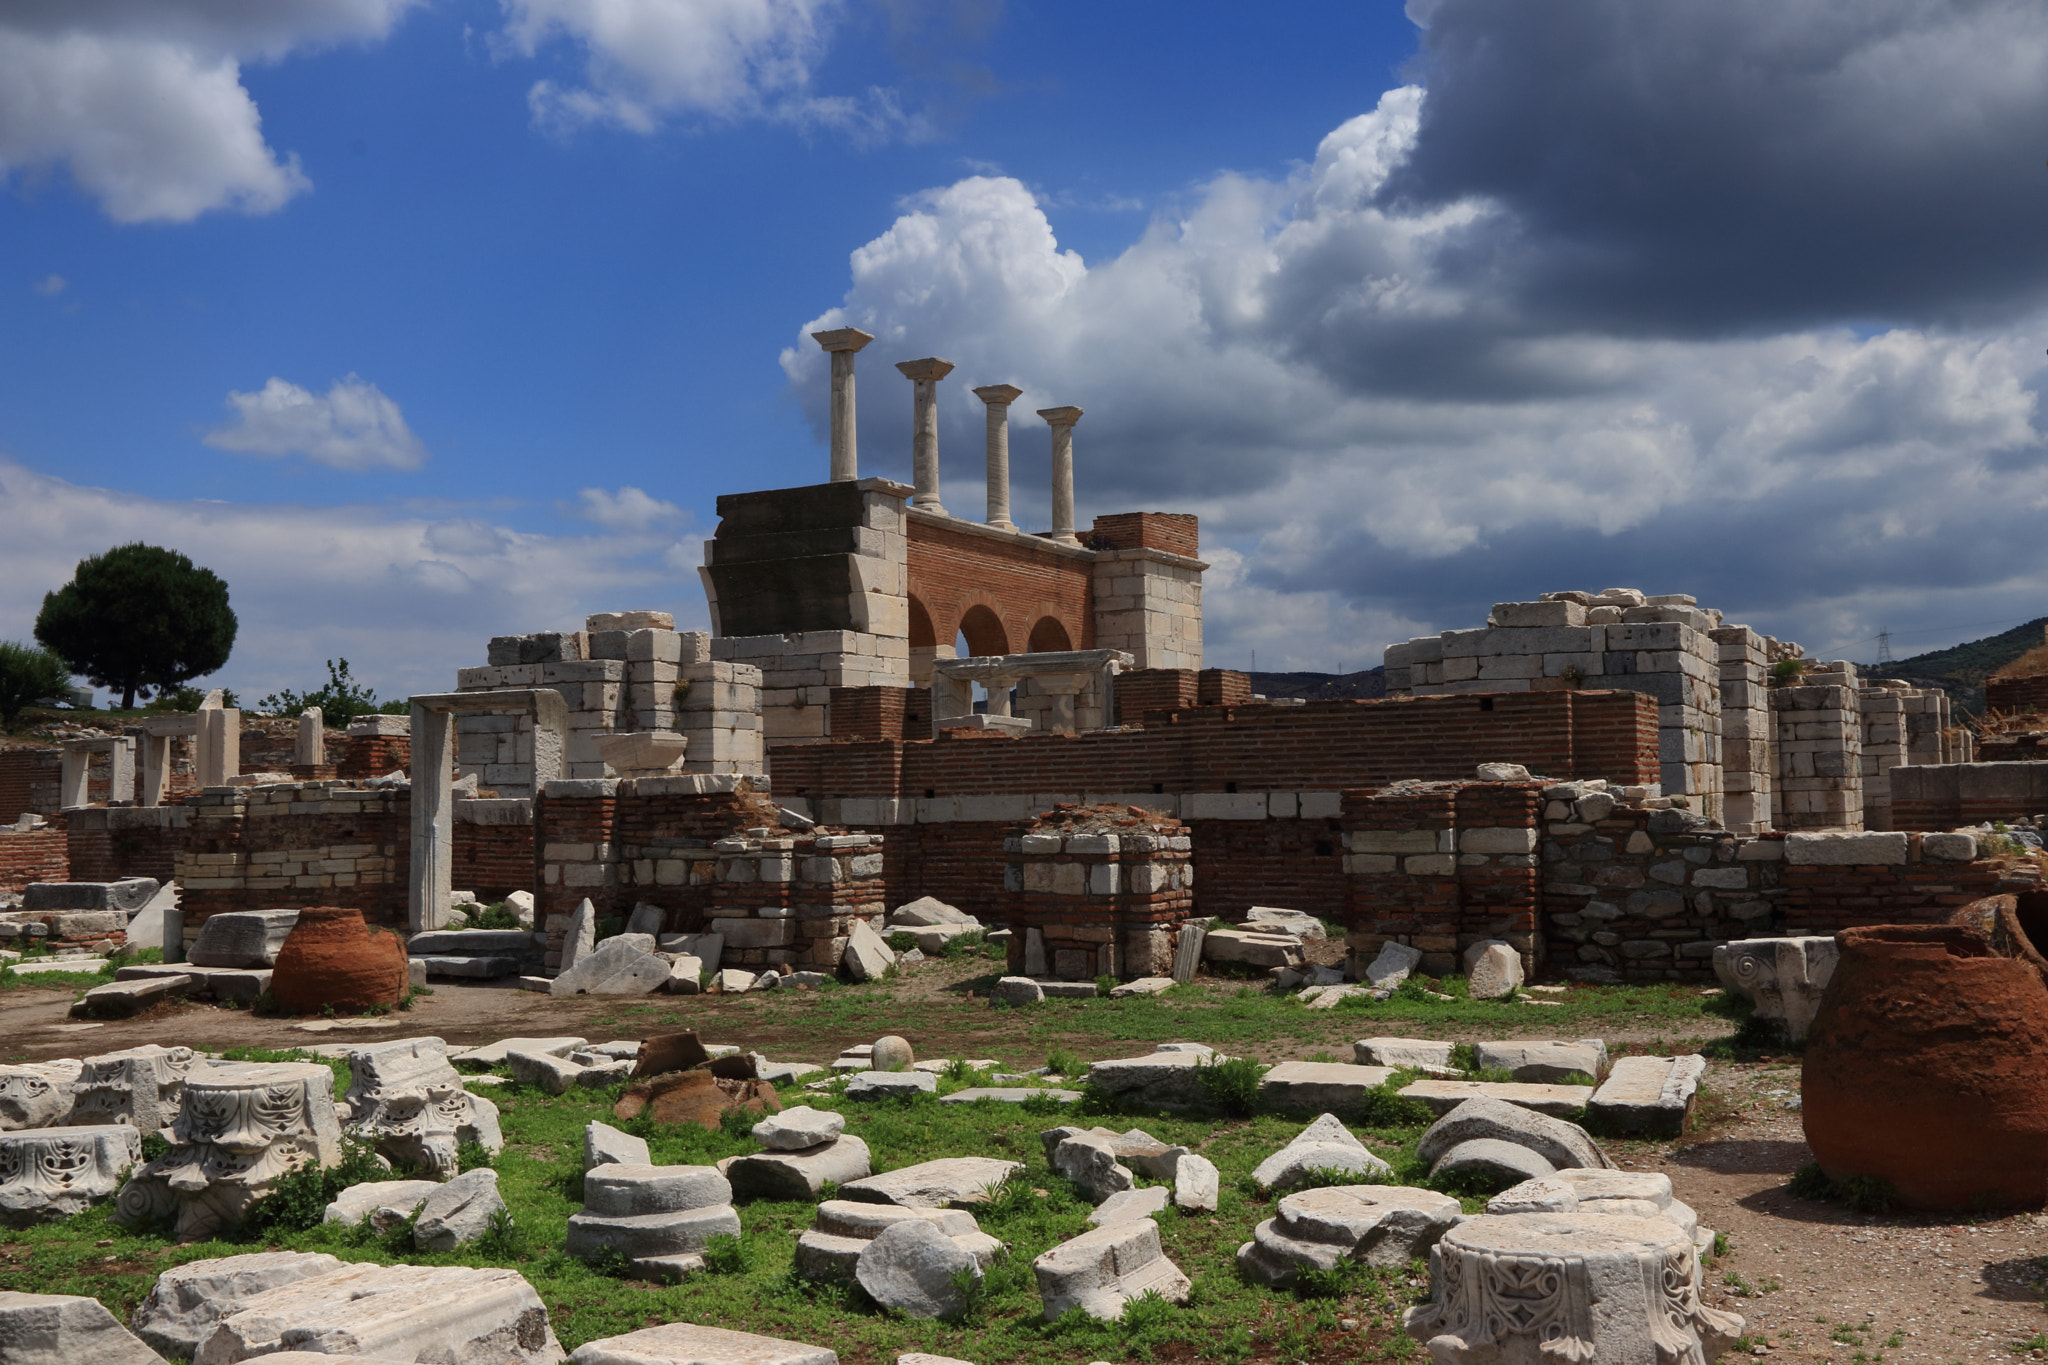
[1787,1162,1899,1214]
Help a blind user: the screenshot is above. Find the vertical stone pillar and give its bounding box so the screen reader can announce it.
[196,709,239,787]
[58,744,90,809]
[972,383,1022,531]
[1038,406,1083,545]
[410,702,455,935]
[811,327,874,482]
[896,357,956,513]
[295,706,325,767]
[139,733,172,806]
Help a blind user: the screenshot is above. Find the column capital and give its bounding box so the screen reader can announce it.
[896,357,956,382]
[1037,405,1084,427]
[812,326,874,353]
[973,383,1024,405]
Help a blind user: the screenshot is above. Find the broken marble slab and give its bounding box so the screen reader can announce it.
[1587,1055,1705,1137]
[1251,1113,1392,1192]
[133,1251,347,1358]
[1256,1060,1394,1113]
[1237,1184,1461,1287]
[794,1199,1003,1283]
[840,1156,1023,1209]
[1397,1079,1595,1118]
[189,1262,561,1365]
[1033,1217,1191,1321]
[568,1322,838,1365]
[0,1290,165,1365]
[321,1180,438,1232]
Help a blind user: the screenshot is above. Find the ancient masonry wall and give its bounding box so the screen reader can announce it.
[1769,662,1862,829]
[533,775,884,974]
[65,807,187,884]
[1003,808,1195,981]
[1987,670,2048,716]
[0,825,69,893]
[907,510,1095,659]
[1891,763,2048,830]
[175,784,412,934]
[1385,592,1729,821]
[452,798,535,902]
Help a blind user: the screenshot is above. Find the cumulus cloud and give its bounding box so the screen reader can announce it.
[0,0,418,222]
[784,52,2048,670]
[205,374,429,472]
[499,0,919,140]
[565,485,686,530]
[0,456,708,702]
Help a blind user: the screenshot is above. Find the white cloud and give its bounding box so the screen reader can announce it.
[782,86,2048,672]
[205,374,429,472]
[0,455,708,702]
[32,274,66,296]
[566,485,686,530]
[0,1,418,223]
[499,0,916,140]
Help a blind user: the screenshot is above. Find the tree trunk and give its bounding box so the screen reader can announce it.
[120,683,135,709]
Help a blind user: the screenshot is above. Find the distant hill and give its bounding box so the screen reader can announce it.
[1861,616,2048,717]
[1248,667,1386,701]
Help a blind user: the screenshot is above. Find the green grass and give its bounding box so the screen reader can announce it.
[0,1051,1446,1361]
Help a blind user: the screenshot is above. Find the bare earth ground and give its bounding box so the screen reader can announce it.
[4,959,2044,1362]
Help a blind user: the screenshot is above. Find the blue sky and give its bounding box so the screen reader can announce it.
[4,0,2048,701]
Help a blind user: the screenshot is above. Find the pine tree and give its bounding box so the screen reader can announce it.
[35,544,237,709]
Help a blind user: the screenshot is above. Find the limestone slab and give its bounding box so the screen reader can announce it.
[133,1251,347,1357]
[940,1087,1080,1105]
[1588,1055,1705,1136]
[413,1167,505,1251]
[1399,1079,1595,1119]
[1251,1112,1392,1192]
[188,908,299,968]
[569,1322,838,1365]
[1470,1040,1606,1084]
[322,1180,437,1231]
[753,1105,844,1151]
[1354,1037,1454,1069]
[452,1036,586,1069]
[1033,1217,1191,1321]
[1087,1185,1170,1226]
[845,1070,935,1099]
[0,1291,164,1365]
[586,1120,651,1169]
[1257,1060,1394,1113]
[190,1262,562,1365]
[727,1135,873,1200]
[841,1156,1023,1209]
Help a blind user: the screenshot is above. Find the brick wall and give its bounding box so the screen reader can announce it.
[1891,762,2048,830]
[1090,513,1198,559]
[1987,672,2048,715]
[336,734,411,781]
[453,800,536,902]
[1115,669,1198,725]
[829,686,907,742]
[907,514,1094,658]
[774,690,1661,801]
[175,784,409,931]
[1198,669,1253,707]
[0,826,68,892]
[66,807,187,884]
[1002,806,1194,979]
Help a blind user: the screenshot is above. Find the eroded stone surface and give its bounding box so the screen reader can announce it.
[414,1167,505,1251]
[1712,936,1838,1042]
[855,1218,981,1319]
[755,1106,844,1151]
[340,1037,502,1179]
[1033,1218,1191,1321]
[189,909,299,968]
[190,1262,561,1365]
[1174,1154,1219,1212]
[1464,940,1525,1000]
[569,1321,838,1365]
[1238,1184,1460,1286]
[1087,1185,1170,1226]
[322,1180,438,1231]
[841,1156,1022,1209]
[1416,1096,1610,1183]
[68,1045,197,1135]
[1354,1037,1454,1069]
[1470,1041,1606,1084]
[0,1124,142,1224]
[1589,1055,1705,1137]
[0,1061,83,1131]
[1399,1079,1597,1118]
[728,1135,873,1201]
[0,1290,165,1365]
[1257,1060,1395,1112]
[133,1251,347,1358]
[551,935,668,996]
[586,1120,651,1169]
[1251,1113,1392,1192]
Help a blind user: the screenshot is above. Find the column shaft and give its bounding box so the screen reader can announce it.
[973,383,1022,531]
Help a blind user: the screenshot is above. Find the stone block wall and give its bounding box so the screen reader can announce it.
[337,722,411,781]
[0,748,57,823]
[1340,782,1543,979]
[0,825,68,893]
[1769,662,1863,829]
[175,784,411,934]
[1891,763,2048,829]
[1987,670,2048,716]
[1002,806,1194,980]
[1713,625,1773,832]
[1090,547,1204,672]
[713,630,892,748]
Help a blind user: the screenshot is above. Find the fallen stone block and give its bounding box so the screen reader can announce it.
[855,1219,982,1319]
[506,1048,587,1095]
[845,1070,936,1099]
[753,1105,844,1151]
[6,957,109,976]
[69,974,192,1019]
[1237,1184,1461,1287]
[405,929,537,957]
[450,1036,585,1070]
[568,1322,838,1365]
[586,1120,651,1169]
[1588,1055,1705,1136]
[0,1290,165,1365]
[1034,1217,1191,1321]
[1087,1185,1170,1226]
[341,1036,502,1179]
[190,1262,562,1365]
[552,936,670,996]
[0,1125,142,1223]
[1353,1036,1454,1069]
[0,1061,81,1130]
[842,919,896,981]
[1203,927,1305,969]
[794,1199,1002,1283]
[1363,941,1424,988]
[323,1180,438,1231]
[841,1156,1023,1209]
[1084,1048,1212,1109]
[940,1087,1081,1105]
[413,955,524,979]
[1174,1154,1219,1211]
[1245,906,1327,939]
[1108,976,1175,998]
[23,878,159,913]
[1415,1096,1610,1176]
[1301,983,1377,1010]
[1050,1130,1135,1203]
[115,963,270,1003]
[1251,1112,1392,1192]
[1257,1060,1394,1113]
[413,1167,505,1251]
[1432,1137,1558,1185]
[888,896,973,927]
[68,1044,199,1134]
[189,908,299,968]
[727,1135,874,1200]
[1470,1040,1607,1084]
[133,1251,348,1358]
[1463,940,1525,1000]
[657,931,724,974]
[1404,1213,1741,1365]
[1398,1079,1596,1118]
[1712,936,1838,1042]
[566,1164,740,1273]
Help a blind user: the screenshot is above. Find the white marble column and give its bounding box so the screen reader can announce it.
[896,357,956,513]
[1038,405,1084,545]
[972,384,1022,531]
[811,327,874,482]
[295,706,325,767]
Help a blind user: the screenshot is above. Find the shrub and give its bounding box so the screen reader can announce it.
[886,931,920,953]
[244,1137,389,1233]
[702,1233,755,1275]
[1197,1055,1266,1117]
[1044,1045,1085,1078]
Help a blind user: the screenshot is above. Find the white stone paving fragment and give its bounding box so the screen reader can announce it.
[840,1156,1023,1208]
[1033,1216,1191,1321]
[1589,1055,1706,1136]
[1470,1040,1606,1084]
[569,1321,839,1365]
[1353,1037,1454,1069]
[727,1134,874,1200]
[1237,1184,1461,1286]
[0,1290,164,1365]
[1087,1185,1170,1226]
[1256,1060,1394,1112]
[133,1251,348,1358]
[190,1262,562,1365]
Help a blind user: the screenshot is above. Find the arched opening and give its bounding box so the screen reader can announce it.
[908,595,936,649]
[1027,616,1073,653]
[957,605,1010,658]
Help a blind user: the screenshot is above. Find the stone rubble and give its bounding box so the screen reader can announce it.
[840,1156,1024,1209]
[1251,1112,1392,1192]
[1033,1216,1191,1321]
[565,1163,741,1280]
[0,1124,142,1224]
[412,1167,505,1251]
[794,1198,1003,1283]
[322,1180,439,1232]
[0,1290,165,1365]
[132,1251,347,1359]
[339,1037,502,1179]
[1237,1183,1462,1287]
[1414,1095,1612,1187]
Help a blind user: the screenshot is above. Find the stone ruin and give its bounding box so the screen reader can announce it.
[338,1037,503,1180]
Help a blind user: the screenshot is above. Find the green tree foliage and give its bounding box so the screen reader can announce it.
[34,544,236,709]
[0,641,73,726]
[258,658,399,726]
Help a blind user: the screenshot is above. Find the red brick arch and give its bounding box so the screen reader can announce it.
[905,515,1092,661]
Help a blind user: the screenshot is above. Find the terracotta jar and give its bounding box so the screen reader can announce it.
[1802,915,2048,1211]
[269,906,409,1014]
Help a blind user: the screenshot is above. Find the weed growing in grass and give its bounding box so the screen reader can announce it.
[947,1264,993,1323]
[1786,1162,1898,1213]
[1044,1044,1084,1078]
[457,1139,498,1173]
[702,1233,755,1275]
[476,1206,529,1260]
[1197,1055,1266,1117]
[244,1137,391,1233]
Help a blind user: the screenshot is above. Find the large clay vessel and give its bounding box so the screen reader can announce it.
[269,906,408,1013]
[1802,913,2048,1211]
